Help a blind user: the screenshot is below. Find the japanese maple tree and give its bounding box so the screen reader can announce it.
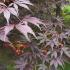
[0,0,70,70]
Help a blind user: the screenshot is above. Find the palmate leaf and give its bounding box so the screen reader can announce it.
[0,24,14,42]
[3,9,10,24]
[17,3,30,10]
[0,0,32,24]
[0,15,43,42]
[14,0,33,5]
[16,23,37,42]
[15,58,27,70]
[15,16,43,42]
[62,47,70,58]
[4,7,18,24]
[37,62,47,70]
[0,3,6,13]
[0,24,36,42]
[50,58,63,69]
[0,0,43,43]
[15,52,35,70]
[23,15,44,29]
[13,3,18,14]
[13,0,33,11]
[37,33,49,45]
[0,2,18,24]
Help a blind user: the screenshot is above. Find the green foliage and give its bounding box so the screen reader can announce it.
[62,5,70,26]
[63,15,70,26]
[7,64,15,70]
[62,5,70,15]
[64,63,70,70]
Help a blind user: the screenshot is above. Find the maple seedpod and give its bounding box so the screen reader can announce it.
[15,49,24,55]
[11,46,24,55]
[10,41,28,55]
[19,43,28,48]
[14,41,28,48]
